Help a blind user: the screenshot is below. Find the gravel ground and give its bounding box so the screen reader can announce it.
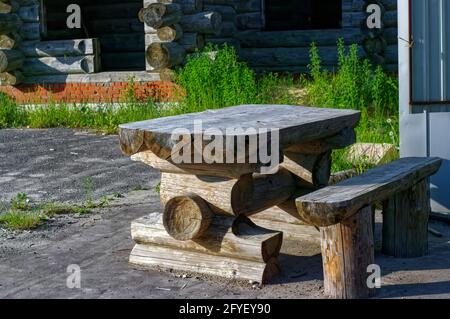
[1,128,450,299]
[0,128,157,203]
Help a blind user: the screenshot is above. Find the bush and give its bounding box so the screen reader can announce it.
[175,44,258,112]
[0,93,28,128]
[304,39,399,117]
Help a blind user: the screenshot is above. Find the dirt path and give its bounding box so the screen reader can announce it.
[1,129,450,299]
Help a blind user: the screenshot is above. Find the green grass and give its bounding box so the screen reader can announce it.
[0,191,115,231]
[0,210,43,231]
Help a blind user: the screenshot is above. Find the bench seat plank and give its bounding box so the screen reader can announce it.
[296,157,442,227]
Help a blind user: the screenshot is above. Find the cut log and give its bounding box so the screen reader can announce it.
[146,41,186,70]
[130,243,281,284]
[180,11,222,35]
[157,24,183,41]
[160,168,295,217]
[0,32,21,49]
[0,70,23,85]
[250,218,319,241]
[139,3,182,29]
[132,212,283,263]
[281,151,332,189]
[22,55,99,76]
[320,205,375,299]
[163,194,214,241]
[0,49,23,72]
[20,38,100,57]
[382,179,430,258]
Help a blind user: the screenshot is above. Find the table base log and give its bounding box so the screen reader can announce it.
[129,212,282,283]
[320,206,375,299]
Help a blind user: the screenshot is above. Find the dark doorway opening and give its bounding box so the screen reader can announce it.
[43,0,145,71]
[264,0,342,31]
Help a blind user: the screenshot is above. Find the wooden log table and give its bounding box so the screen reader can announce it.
[119,104,361,283]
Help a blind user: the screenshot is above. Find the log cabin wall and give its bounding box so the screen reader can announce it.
[143,0,398,75]
[234,0,398,73]
[1,0,398,104]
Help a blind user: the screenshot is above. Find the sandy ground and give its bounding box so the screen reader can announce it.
[1,129,450,299]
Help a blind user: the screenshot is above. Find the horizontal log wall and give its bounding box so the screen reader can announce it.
[2,0,399,87]
[0,0,44,85]
[235,0,398,73]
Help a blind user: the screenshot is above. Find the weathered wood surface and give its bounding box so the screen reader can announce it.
[0,69,23,85]
[320,205,375,299]
[285,128,356,155]
[130,243,280,283]
[139,3,182,29]
[146,41,186,70]
[143,0,202,15]
[0,48,23,72]
[157,24,183,41]
[296,157,442,227]
[382,179,430,258]
[163,194,214,241]
[20,39,100,57]
[180,11,223,35]
[281,151,332,189]
[0,32,21,49]
[22,55,99,76]
[160,168,295,217]
[131,212,283,263]
[237,28,363,48]
[119,105,361,161]
[131,150,262,178]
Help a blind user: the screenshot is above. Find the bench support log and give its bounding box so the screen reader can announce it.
[382,179,430,258]
[320,205,375,299]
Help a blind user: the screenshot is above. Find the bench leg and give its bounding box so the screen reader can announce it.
[382,179,430,258]
[320,205,375,299]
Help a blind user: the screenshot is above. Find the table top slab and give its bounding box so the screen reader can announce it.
[119,104,361,158]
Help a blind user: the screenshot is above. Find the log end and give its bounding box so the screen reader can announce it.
[163,194,214,241]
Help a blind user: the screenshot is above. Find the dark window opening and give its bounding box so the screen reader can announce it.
[43,0,145,72]
[265,0,342,31]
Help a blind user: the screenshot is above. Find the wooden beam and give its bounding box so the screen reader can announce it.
[296,157,442,227]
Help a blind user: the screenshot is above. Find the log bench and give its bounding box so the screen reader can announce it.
[296,157,442,299]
